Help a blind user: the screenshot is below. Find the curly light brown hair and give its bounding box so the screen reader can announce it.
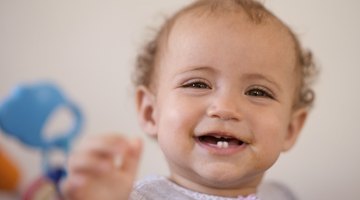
[133,0,318,110]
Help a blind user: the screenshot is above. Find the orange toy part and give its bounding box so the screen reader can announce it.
[0,148,20,191]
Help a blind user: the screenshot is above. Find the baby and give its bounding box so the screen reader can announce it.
[61,0,317,199]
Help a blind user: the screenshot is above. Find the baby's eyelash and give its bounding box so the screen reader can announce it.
[245,87,275,99]
[181,80,212,89]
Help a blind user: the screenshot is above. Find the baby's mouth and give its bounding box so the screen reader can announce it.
[196,135,244,149]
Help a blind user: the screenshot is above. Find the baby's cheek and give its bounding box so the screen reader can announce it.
[157,102,187,138]
[253,115,287,156]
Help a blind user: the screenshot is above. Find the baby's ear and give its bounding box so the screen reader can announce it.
[135,86,158,138]
[282,107,308,152]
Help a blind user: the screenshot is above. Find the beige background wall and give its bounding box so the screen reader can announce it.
[1,0,359,199]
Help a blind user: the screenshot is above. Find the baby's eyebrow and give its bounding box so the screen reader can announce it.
[242,73,282,92]
[177,65,215,74]
[172,65,215,78]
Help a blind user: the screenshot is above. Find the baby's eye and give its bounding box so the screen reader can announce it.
[245,88,274,99]
[181,81,211,89]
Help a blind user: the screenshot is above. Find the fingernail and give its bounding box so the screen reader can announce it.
[113,154,123,169]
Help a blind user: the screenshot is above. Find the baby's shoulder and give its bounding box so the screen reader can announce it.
[258,181,298,200]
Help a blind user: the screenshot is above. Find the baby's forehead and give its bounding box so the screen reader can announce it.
[163,4,290,43]
[166,10,296,56]
[157,12,298,79]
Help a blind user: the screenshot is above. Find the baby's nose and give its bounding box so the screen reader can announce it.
[206,90,242,121]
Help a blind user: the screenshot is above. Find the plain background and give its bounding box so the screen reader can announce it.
[1,0,360,199]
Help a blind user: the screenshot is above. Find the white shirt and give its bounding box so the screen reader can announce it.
[130,176,297,200]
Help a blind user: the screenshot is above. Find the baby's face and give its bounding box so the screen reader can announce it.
[145,13,306,195]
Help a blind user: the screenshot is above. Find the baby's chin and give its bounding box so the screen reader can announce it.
[191,162,264,189]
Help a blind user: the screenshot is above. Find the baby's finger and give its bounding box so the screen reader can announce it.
[67,134,134,174]
[67,150,113,175]
[74,134,128,155]
[60,174,89,200]
[117,138,143,175]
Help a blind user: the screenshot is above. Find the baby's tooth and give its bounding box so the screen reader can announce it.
[216,141,229,148]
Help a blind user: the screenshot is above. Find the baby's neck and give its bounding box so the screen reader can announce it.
[169,173,263,198]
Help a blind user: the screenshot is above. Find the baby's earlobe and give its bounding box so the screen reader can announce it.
[283,108,308,151]
[135,86,158,137]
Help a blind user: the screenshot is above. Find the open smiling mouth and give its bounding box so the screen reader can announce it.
[196,135,245,149]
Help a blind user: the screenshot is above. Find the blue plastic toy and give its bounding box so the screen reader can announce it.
[0,82,83,199]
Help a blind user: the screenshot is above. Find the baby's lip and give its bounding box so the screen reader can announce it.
[195,131,249,145]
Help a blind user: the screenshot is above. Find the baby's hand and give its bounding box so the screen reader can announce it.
[61,134,142,200]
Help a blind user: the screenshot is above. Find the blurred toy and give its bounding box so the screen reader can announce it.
[0,146,20,191]
[0,82,83,200]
